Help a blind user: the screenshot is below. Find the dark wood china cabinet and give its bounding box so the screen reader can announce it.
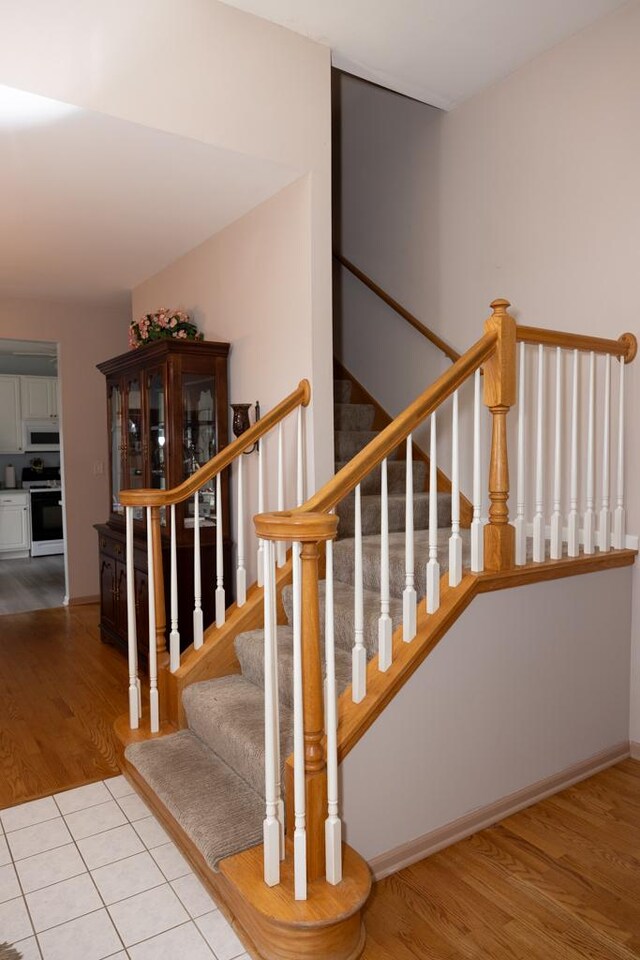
[95,339,231,663]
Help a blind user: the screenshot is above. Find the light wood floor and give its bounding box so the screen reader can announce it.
[0,554,66,614]
[363,758,640,959]
[0,603,128,808]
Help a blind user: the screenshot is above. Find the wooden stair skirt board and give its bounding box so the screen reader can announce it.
[368,740,629,881]
[123,756,371,960]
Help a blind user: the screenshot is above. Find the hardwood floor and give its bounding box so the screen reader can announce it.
[0,554,65,614]
[0,603,128,808]
[363,758,640,959]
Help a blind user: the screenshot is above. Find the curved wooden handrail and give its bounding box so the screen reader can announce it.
[119,379,311,508]
[334,252,461,363]
[302,331,496,516]
[517,326,637,362]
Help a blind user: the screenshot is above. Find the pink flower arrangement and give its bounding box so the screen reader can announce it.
[129,308,203,348]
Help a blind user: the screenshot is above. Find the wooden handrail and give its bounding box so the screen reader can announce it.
[302,331,497,516]
[334,252,461,363]
[517,326,637,362]
[119,379,310,508]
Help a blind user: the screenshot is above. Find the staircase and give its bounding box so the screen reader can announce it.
[116,299,637,960]
[124,375,457,873]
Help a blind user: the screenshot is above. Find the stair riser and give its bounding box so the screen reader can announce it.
[337,493,452,538]
[334,431,386,461]
[235,630,353,709]
[334,459,427,495]
[334,403,376,431]
[333,380,352,403]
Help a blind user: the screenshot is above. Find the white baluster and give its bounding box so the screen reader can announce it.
[449,390,462,587]
[584,351,596,554]
[215,473,225,626]
[550,347,563,560]
[291,540,306,900]
[146,507,159,734]
[533,345,545,563]
[403,435,417,642]
[378,458,392,671]
[599,353,612,552]
[325,538,342,885]
[270,534,284,859]
[262,539,280,886]
[257,438,265,588]
[613,357,626,549]
[426,413,440,613]
[352,483,366,702]
[192,492,203,649]
[169,504,180,673]
[236,457,247,607]
[276,422,286,568]
[125,507,140,728]
[296,405,304,508]
[515,343,527,565]
[568,350,580,557]
[471,369,484,573]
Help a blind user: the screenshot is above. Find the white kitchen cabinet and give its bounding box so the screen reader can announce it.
[0,493,30,556]
[0,376,23,453]
[20,376,59,420]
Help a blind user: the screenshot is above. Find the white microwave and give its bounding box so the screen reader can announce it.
[23,419,61,451]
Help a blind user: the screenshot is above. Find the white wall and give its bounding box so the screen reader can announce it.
[0,298,130,599]
[133,179,315,582]
[335,2,640,739]
[0,0,334,490]
[342,566,632,862]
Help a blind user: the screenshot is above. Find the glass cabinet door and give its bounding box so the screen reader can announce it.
[109,381,124,515]
[125,377,144,520]
[147,369,167,492]
[182,372,216,526]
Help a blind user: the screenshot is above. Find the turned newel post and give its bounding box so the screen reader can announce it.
[484,299,517,571]
[254,510,338,883]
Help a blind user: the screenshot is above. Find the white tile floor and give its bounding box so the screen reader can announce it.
[0,777,251,960]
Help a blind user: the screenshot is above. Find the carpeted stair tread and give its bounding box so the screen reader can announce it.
[335,430,399,462]
[333,528,471,599]
[183,675,293,798]
[334,459,427,495]
[235,626,353,706]
[282,579,404,658]
[337,491,451,538]
[334,402,376,431]
[334,380,352,403]
[125,730,263,871]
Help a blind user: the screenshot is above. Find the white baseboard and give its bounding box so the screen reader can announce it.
[369,741,629,881]
[630,741,640,760]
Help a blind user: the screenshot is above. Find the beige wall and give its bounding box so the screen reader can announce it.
[0,0,334,488]
[133,178,318,581]
[335,2,640,739]
[0,299,130,599]
[342,566,632,863]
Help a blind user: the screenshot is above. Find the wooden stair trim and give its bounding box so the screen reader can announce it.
[334,358,473,526]
[121,754,370,960]
[327,547,637,764]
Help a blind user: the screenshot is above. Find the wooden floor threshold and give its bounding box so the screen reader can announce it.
[121,755,371,960]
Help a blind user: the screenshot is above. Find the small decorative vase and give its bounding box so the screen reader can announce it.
[231,403,252,439]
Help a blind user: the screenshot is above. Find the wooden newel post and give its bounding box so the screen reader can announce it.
[483,299,517,571]
[150,506,169,720]
[254,510,338,883]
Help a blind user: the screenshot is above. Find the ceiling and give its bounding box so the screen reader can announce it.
[0,339,57,376]
[0,85,296,306]
[222,0,627,109]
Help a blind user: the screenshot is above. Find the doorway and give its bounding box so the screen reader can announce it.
[0,338,68,613]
